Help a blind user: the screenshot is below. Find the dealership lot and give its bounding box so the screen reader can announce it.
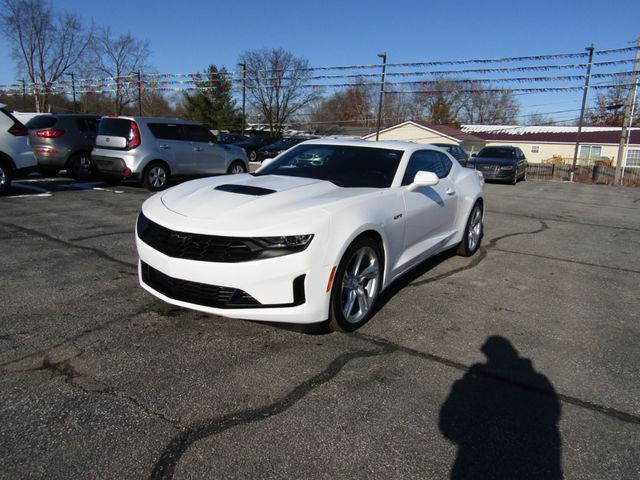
[0,178,639,479]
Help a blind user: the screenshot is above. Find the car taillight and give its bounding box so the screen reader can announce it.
[36,129,65,138]
[127,121,141,150]
[8,123,28,136]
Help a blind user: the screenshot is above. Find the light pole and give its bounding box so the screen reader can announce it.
[375,53,387,141]
[570,45,594,182]
[135,71,143,116]
[66,72,77,112]
[238,63,247,135]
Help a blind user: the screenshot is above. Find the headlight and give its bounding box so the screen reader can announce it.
[254,235,314,258]
[500,165,514,171]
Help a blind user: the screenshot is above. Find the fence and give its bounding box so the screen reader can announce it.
[526,164,640,186]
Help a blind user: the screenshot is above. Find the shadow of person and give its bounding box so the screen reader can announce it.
[439,336,563,479]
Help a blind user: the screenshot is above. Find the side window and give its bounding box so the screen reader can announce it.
[86,118,99,133]
[402,150,447,185]
[438,152,453,177]
[148,123,184,141]
[184,124,216,143]
[76,119,89,132]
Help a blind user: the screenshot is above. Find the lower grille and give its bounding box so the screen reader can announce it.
[140,262,306,309]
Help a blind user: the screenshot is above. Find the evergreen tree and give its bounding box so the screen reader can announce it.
[183,65,242,130]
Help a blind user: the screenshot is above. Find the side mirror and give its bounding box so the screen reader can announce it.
[408,171,439,191]
[258,157,276,169]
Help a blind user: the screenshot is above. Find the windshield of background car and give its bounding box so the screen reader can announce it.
[477,147,516,159]
[255,144,403,188]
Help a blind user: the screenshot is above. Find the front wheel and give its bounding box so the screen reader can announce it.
[249,150,257,162]
[457,202,483,257]
[0,160,13,195]
[227,161,247,174]
[329,237,382,332]
[142,162,170,191]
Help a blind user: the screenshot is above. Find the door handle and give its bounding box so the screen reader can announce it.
[445,188,456,196]
[194,146,203,152]
[160,144,170,149]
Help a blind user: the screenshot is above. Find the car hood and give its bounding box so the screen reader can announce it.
[470,157,516,166]
[159,174,374,228]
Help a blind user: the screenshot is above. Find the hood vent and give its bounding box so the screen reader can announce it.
[214,184,276,196]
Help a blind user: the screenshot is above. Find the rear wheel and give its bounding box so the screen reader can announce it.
[457,201,483,257]
[0,159,13,195]
[66,152,94,180]
[329,237,382,332]
[142,162,170,191]
[249,150,257,162]
[227,161,247,174]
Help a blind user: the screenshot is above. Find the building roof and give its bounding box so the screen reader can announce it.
[362,120,485,143]
[461,124,640,145]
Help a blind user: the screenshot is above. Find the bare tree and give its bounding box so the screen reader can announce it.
[89,27,150,115]
[1,0,91,112]
[238,48,318,135]
[309,79,376,127]
[524,112,555,126]
[460,84,520,124]
[587,84,639,126]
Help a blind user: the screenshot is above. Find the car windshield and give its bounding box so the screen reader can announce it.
[254,144,403,188]
[477,147,516,159]
[240,137,271,145]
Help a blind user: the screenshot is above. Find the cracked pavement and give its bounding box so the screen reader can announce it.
[1,178,639,479]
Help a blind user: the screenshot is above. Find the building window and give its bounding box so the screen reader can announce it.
[579,145,602,159]
[626,149,640,167]
[531,145,539,153]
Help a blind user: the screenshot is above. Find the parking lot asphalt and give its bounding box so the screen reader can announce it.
[1,177,639,479]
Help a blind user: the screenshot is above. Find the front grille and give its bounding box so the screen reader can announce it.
[141,262,306,309]
[137,215,262,263]
[141,262,260,308]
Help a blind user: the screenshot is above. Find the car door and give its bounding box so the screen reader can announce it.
[148,123,193,174]
[183,124,226,174]
[516,148,527,177]
[401,150,459,263]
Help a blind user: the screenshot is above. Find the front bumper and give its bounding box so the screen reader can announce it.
[473,166,514,181]
[137,232,333,324]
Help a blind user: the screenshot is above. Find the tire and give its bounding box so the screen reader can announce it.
[66,152,94,180]
[0,159,13,195]
[38,166,59,177]
[457,201,483,257]
[142,162,170,191]
[329,236,383,332]
[522,168,527,181]
[510,172,518,185]
[227,160,247,174]
[249,150,257,162]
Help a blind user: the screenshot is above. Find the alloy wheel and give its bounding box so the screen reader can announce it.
[467,206,483,252]
[148,166,167,188]
[340,246,380,324]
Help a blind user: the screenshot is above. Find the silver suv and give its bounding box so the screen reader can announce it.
[92,117,249,191]
[0,104,37,195]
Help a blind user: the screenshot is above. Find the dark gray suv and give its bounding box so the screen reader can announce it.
[26,114,100,179]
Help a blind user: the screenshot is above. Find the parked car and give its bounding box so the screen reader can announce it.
[256,137,314,161]
[135,139,484,331]
[92,117,249,191]
[26,114,101,179]
[467,146,527,184]
[233,136,278,162]
[0,104,37,195]
[216,133,248,144]
[430,143,470,166]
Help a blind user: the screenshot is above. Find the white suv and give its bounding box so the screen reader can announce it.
[0,104,37,194]
[92,117,249,191]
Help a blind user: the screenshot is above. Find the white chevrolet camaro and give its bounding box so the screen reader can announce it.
[136,139,484,331]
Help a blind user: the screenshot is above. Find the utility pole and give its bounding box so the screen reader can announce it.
[570,44,595,182]
[239,63,247,135]
[614,38,640,185]
[136,71,143,116]
[21,79,26,111]
[68,72,77,112]
[375,53,387,141]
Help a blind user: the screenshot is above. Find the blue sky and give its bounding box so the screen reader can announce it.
[1,0,639,120]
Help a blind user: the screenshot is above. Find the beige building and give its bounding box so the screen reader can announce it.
[363,120,640,167]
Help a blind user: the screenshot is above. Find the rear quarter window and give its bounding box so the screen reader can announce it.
[148,123,185,141]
